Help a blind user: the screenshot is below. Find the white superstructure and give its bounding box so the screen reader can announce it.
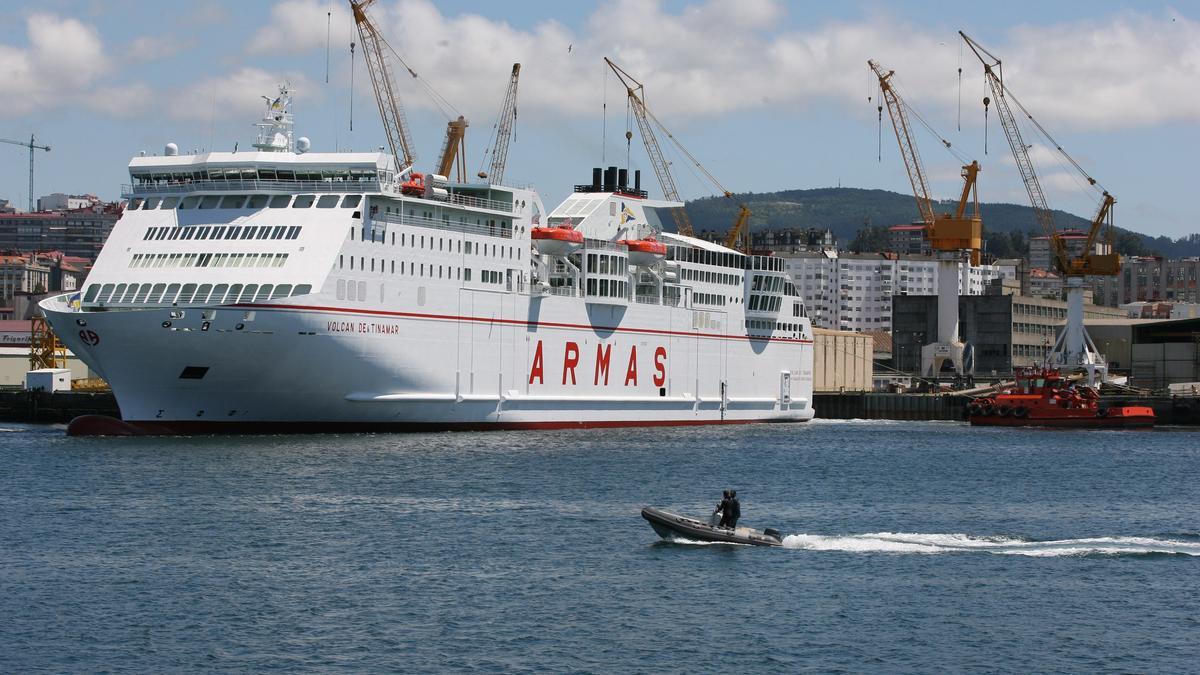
[40,91,814,432]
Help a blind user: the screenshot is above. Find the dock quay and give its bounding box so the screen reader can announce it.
[0,389,119,424]
[813,392,969,421]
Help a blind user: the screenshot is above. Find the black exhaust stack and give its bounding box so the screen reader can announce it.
[592,167,602,190]
[603,166,617,192]
[634,170,641,192]
[617,168,628,191]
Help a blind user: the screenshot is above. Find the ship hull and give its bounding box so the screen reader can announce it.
[42,293,815,433]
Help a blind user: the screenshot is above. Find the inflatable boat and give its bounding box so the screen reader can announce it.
[641,506,783,547]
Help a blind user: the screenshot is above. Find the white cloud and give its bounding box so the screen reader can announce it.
[168,67,319,122]
[0,13,109,118]
[247,0,353,55]
[284,0,1199,134]
[127,34,191,63]
[82,83,156,118]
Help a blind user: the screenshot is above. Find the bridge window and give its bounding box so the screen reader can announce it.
[162,197,180,209]
[247,195,269,208]
[269,195,291,208]
[293,194,316,208]
[341,195,362,208]
[219,195,247,209]
[180,196,200,209]
[199,195,221,209]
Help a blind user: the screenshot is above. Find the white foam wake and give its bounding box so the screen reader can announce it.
[780,532,1200,557]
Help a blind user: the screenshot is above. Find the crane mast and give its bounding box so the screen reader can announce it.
[2,134,51,212]
[870,58,982,379]
[481,63,521,185]
[350,0,417,172]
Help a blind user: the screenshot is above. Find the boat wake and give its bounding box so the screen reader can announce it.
[780,532,1200,557]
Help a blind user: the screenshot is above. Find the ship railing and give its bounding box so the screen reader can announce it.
[122,178,388,197]
[584,238,626,253]
[370,210,514,239]
[446,192,514,214]
[634,293,660,305]
[542,284,580,298]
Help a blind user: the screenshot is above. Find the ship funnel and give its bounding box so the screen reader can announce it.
[604,166,617,192]
[618,168,628,191]
[634,170,641,192]
[592,167,602,190]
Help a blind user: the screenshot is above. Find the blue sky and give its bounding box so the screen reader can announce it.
[1,0,1197,239]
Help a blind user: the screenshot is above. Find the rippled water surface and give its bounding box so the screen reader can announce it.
[2,420,1198,672]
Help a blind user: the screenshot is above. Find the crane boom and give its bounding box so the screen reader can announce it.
[869,59,981,264]
[436,115,468,181]
[350,0,417,172]
[960,31,1117,277]
[868,60,936,226]
[603,58,693,237]
[2,134,51,212]
[604,57,752,247]
[483,63,521,185]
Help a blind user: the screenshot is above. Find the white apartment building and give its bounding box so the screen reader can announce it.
[783,251,1013,332]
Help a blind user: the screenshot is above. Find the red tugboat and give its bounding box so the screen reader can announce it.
[968,367,1155,428]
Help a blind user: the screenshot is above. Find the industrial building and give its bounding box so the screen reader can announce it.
[892,279,1124,377]
[1085,317,1200,390]
[783,250,1013,333]
[1091,256,1200,306]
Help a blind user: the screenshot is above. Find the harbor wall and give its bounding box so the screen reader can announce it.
[813,392,968,420]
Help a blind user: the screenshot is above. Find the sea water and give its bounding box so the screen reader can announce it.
[1,420,1197,672]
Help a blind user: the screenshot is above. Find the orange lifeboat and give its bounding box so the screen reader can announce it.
[400,172,426,196]
[620,236,667,266]
[532,224,584,256]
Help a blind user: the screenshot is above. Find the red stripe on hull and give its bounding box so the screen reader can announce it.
[66,414,805,436]
[233,302,814,345]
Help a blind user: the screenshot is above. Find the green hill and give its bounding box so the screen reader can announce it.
[682,187,1198,258]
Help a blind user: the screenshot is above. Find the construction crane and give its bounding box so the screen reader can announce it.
[349,0,417,172]
[478,63,521,185]
[604,57,751,249]
[2,134,51,212]
[870,59,982,379]
[436,115,468,181]
[961,31,1118,386]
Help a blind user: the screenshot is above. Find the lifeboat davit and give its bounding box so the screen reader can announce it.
[531,224,584,256]
[620,236,667,266]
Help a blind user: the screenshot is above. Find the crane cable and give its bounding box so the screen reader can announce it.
[993,77,1105,195]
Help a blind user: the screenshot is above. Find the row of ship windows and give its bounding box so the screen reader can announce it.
[84,282,313,305]
[143,225,302,241]
[745,319,804,334]
[585,278,629,298]
[131,194,362,211]
[339,254,514,284]
[353,228,522,260]
[748,294,784,312]
[693,292,727,307]
[682,268,741,286]
[130,253,290,269]
[585,253,628,276]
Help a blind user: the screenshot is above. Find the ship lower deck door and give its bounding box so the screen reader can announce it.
[779,371,792,410]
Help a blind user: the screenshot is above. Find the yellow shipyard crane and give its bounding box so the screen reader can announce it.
[604,58,751,250]
[349,0,417,171]
[870,58,983,379]
[961,31,1118,385]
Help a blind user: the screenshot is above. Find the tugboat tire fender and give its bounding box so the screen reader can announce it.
[1013,406,1029,418]
[997,405,1012,417]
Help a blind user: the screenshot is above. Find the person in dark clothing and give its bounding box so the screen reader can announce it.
[713,490,730,527]
[726,490,741,529]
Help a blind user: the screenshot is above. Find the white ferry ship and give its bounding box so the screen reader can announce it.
[41,90,814,433]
